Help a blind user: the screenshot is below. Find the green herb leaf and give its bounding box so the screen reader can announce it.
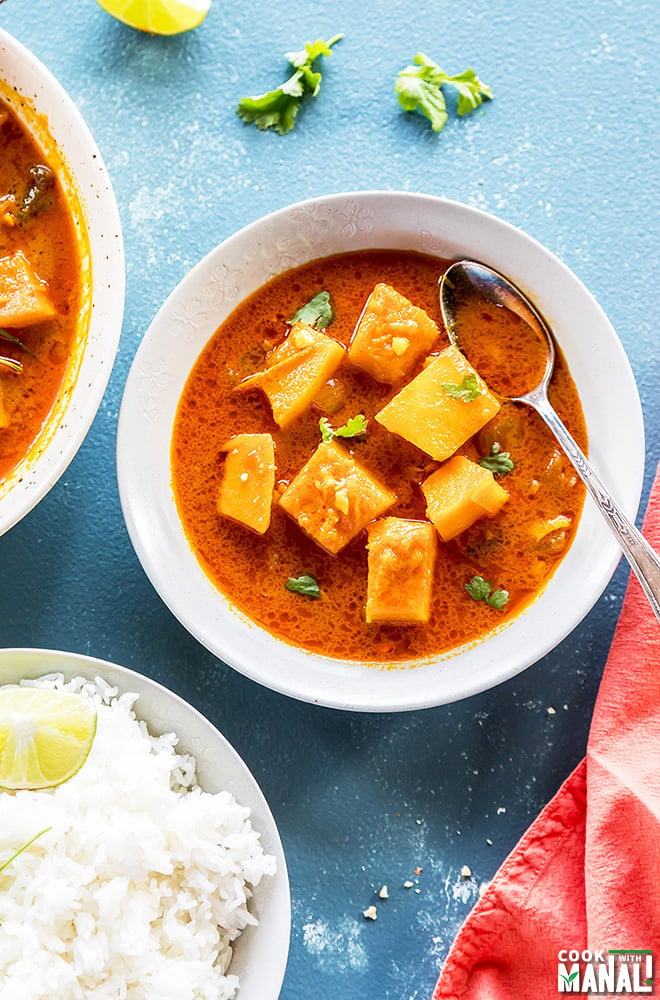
[395,52,492,133]
[0,355,23,373]
[479,442,515,476]
[464,575,492,602]
[0,827,51,875]
[465,575,509,610]
[441,372,481,402]
[319,413,368,442]
[0,327,36,359]
[289,290,334,329]
[237,34,343,135]
[486,587,510,610]
[285,574,321,599]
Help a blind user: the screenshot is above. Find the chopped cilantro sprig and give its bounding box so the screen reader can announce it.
[395,52,493,133]
[441,372,481,402]
[289,291,334,329]
[479,442,515,476]
[465,575,509,610]
[285,574,321,599]
[237,34,343,135]
[320,414,368,442]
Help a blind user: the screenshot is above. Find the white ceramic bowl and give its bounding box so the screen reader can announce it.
[0,647,290,999]
[0,30,124,534]
[117,192,645,712]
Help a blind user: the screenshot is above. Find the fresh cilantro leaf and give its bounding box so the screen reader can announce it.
[395,52,492,133]
[334,414,368,439]
[285,574,321,599]
[465,575,509,610]
[486,587,509,610]
[479,442,515,476]
[237,34,343,135]
[464,575,492,602]
[289,290,334,329]
[441,372,481,402]
[319,414,368,442]
[0,327,36,359]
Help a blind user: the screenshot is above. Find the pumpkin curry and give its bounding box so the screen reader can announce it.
[172,250,586,662]
[0,96,84,481]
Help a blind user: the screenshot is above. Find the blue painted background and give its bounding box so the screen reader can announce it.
[1,0,658,996]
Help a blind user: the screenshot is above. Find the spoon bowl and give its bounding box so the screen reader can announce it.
[440,259,660,622]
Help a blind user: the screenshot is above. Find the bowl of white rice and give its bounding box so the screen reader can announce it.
[0,647,290,1000]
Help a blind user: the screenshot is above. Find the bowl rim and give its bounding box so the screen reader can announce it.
[0,28,125,535]
[117,190,646,712]
[0,646,291,999]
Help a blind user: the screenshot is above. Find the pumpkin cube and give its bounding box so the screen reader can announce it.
[279,439,396,554]
[421,455,509,541]
[349,283,439,384]
[375,345,500,461]
[241,323,345,429]
[217,433,275,534]
[0,250,56,327]
[366,518,437,624]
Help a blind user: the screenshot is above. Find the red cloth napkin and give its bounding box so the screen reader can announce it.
[434,465,660,999]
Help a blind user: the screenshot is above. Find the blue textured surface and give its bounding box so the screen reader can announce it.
[1,1,659,996]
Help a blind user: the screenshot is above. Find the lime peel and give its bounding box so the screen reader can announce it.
[96,0,210,36]
[0,688,97,790]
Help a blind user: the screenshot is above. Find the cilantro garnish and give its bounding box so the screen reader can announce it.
[479,442,515,476]
[465,575,509,609]
[237,34,343,135]
[289,291,334,329]
[395,52,493,133]
[285,574,321,599]
[441,373,481,402]
[320,414,368,442]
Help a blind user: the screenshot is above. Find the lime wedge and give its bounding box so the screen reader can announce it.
[0,688,97,790]
[96,0,210,34]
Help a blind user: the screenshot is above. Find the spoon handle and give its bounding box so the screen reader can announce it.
[530,392,660,622]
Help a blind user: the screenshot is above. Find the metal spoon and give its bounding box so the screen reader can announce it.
[439,259,660,622]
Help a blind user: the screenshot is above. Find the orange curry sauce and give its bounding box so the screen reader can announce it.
[171,250,587,662]
[0,97,83,480]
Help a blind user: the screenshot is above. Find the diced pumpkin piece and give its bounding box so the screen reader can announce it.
[375,345,500,461]
[366,517,437,624]
[266,321,326,366]
[279,439,396,554]
[217,433,275,534]
[241,326,345,429]
[0,250,56,328]
[349,283,439,384]
[421,455,509,541]
[529,514,571,542]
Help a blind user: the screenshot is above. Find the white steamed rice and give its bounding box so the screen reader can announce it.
[0,673,276,1000]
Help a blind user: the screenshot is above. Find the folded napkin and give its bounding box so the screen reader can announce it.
[434,464,660,999]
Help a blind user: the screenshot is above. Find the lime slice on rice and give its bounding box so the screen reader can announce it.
[96,0,210,35]
[0,688,97,790]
